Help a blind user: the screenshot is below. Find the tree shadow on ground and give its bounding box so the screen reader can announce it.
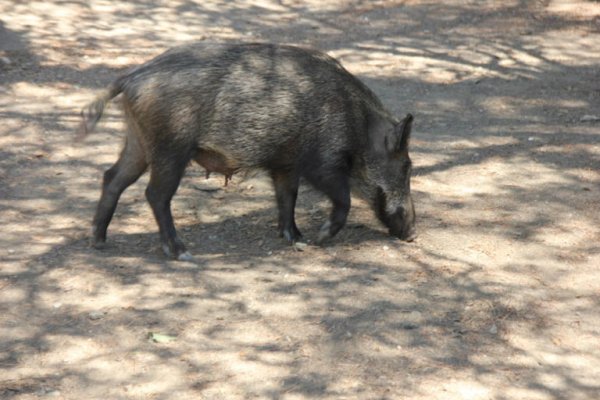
[3,220,599,398]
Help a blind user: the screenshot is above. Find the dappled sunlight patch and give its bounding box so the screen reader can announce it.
[252,295,309,319]
[535,142,600,164]
[44,336,108,367]
[10,81,70,99]
[511,335,599,375]
[525,30,600,66]
[547,0,600,19]
[0,121,43,151]
[34,270,142,309]
[536,216,597,249]
[336,33,558,82]
[335,45,509,83]
[0,283,28,304]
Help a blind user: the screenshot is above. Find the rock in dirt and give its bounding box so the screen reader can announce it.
[192,184,220,193]
[148,332,177,343]
[580,115,600,123]
[293,242,308,251]
[88,311,105,320]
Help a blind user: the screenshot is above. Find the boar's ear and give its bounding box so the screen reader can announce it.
[368,112,413,155]
[394,113,413,154]
[368,112,400,155]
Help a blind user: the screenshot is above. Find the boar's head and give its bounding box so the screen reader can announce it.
[362,112,416,241]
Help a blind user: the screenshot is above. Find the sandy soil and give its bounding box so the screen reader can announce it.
[1,1,599,399]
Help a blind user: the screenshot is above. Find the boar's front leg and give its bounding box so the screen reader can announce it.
[145,153,192,261]
[308,170,351,244]
[271,170,303,243]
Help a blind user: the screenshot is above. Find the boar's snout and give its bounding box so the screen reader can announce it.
[375,188,416,242]
[388,210,417,242]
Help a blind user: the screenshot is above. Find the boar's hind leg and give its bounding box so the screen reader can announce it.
[271,170,302,243]
[92,136,147,249]
[145,152,192,261]
[309,171,351,244]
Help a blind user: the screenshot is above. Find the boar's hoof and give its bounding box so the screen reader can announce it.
[282,228,303,245]
[316,221,332,245]
[161,244,193,261]
[91,239,107,250]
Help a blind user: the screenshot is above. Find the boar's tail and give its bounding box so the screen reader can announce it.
[75,77,125,140]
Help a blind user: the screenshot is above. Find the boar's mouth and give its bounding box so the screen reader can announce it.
[374,187,416,242]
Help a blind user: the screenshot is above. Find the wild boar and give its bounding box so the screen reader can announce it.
[78,42,416,260]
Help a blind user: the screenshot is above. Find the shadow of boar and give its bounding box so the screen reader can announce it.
[77,42,416,260]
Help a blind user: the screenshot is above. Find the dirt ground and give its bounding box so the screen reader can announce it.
[1,1,599,399]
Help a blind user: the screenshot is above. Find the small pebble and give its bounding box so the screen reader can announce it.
[294,242,308,251]
[410,311,422,319]
[580,114,600,122]
[89,311,105,320]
